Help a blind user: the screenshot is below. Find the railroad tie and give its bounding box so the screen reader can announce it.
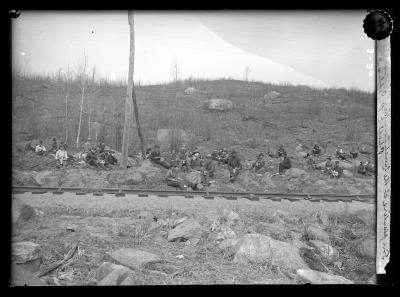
[53,187,64,195]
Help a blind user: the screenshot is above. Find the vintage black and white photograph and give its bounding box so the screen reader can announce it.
[11,10,381,285]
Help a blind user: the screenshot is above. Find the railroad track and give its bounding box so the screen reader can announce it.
[11,185,375,204]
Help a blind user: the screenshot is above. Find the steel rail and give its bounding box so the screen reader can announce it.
[11,185,375,203]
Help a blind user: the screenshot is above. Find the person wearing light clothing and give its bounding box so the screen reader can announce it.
[55,144,68,166]
[35,140,47,155]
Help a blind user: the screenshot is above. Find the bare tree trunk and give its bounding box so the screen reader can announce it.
[64,94,68,143]
[88,97,92,140]
[121,11,135,168]
[76,83,85,149]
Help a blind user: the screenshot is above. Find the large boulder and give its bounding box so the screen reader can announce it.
[12,199,36,224]
[11,262,45,286]
[263,91,281,101]
[155,129,195,151]
[12,242,42,273]
[203,99,235,111]
[12,170,40,187]
[107,249,162,270]
[184,87,197,95]
[35,170,59,187]
[184,171,203,186]
[167,218,203,242]
[248,222,291,242]
[296,269,354,284]
[96,262,132,285]
[232,234,308,271]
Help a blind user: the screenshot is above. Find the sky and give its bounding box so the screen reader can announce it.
[12,10,375,91]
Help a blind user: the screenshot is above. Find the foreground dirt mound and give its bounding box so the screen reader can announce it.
[12,170,40,187]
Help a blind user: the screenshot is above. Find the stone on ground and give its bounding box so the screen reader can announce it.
[168,218,203,242]
[309,240,339,262]
[203,98,235,111]
[184,87,197,95]
[221,209,240,225]
[95,262,131,282]
[342,169,354,178]
[306,226,330,243]
[212,224,237,242]
[299,247,328,272]
[12,242,41,264]
[12,198,36,224]
[97,265,131,286]
[263,91,281,100]
[108,249,162,270]
[296,269,354,284]
[248,222,290,241]
[35,170,59,187]
[11,262,44,286]
[12,170,40,187]
[233,234,308,271]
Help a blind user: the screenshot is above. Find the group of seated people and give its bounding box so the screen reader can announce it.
[26,138,70,167]
[81,138,117,168]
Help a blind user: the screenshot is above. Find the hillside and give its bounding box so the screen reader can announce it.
[12,75,375,160]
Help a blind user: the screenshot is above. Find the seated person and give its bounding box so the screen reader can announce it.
[251,153,266,173]
[331,161,343,178]
[85,148,98,166]
[166,165,187,190]
[312,143,322,156]
[335,147,347,160]
[203,154,216,180]
[97,141,106,154]
[227,149,242,182]
[278,153,291,174]
[55,144,68,166]
[83,138,93,153]
[218,148,229,164]
[365,161,375,175]
[49,138,58,154]
[324,156,334,171]
[277,144,286,158]
[349,147,358,159]
[357,161,367,175]
[306,155,317,170]
[149,145,170,169]
[35,140,47,156]
[190,152,203,171]
[145,146,153,159]
[211,150,219,161]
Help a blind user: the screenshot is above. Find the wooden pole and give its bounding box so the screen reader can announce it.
[129,12,145,159]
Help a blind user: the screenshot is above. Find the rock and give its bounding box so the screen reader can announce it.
[218,238,240,252]
[333,261,343,269]
[286,168,307,178]
[35,170,59,187]
[296,269,354,284]
[356,237,376,259]
[108,249,162,270]
[107,170,144,186]
[248,222,291,241]
[184,171,203,186]
[233,234,308,271]
[12,199,36,224]
[12,170,40,187]
[213,224,237,242]
[263,91,281,101]
[305,226,330,243]
[119,273,137,285]
[96,262,131,281]
[98,268,130,286]
[309,240,339,262]
[342,169,353,178]
[167,218,203,242]
[184,87,197,95]
[170,217,188,228]
[11,262,45,286]
[221,209,240,225]
[66,224,77,232]
[203,98,235,111]
[299,247,328,272]
[12,242,41,264]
